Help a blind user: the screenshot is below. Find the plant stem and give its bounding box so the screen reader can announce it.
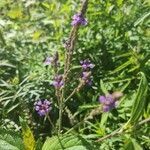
[57,0,89,134]
[96,117,150,142]
[64,82,83,103]
[47,114,56,132]
[58,98,63,134]
[96,128,122,142]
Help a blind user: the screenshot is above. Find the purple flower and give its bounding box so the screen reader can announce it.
[34,99,52,116]
[80,59,95,70]
[71,13,87,26]
[80,59,94,86]
[44,57,53,65]
[52,74,64,88]
[44,52,59,67]
[99,94,116,112]
[85,78,92,86]
[102,105,111,112]
[81,71,92,85]
[82,71,90,80]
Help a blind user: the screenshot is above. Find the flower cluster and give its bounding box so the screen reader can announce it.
[99,94,116,112]
[80,59,95,70]
[80,59,94,85]
[34,99,52,116]
[52,74,64,88]
[71,13,87,26]
[44,52,59,67]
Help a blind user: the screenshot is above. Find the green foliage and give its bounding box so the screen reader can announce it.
[128,72,148,125]
[0,129,25,150]
[42,134,97,150]
[0,0,149,149]
[123,136,143,150]
[19,117,35,150]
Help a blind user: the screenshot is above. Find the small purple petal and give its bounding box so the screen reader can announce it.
[81,19,88,25]
[99,93,119,112]
[35,106,40,111]
[99,96,106,104]
[80,60,84,64]
[59,81,64,86]
[82,64,88,69]
[106,95,115,104]
[89,64,95,68]
[82,72,89,78]
[38,110,46,116]
[102,105,110,112]
[52,75,64,88]
[86,79,92,86]
[44,57,53,65]
[37,100,42,105]
[44,100,51,105]
[71,13,88,26]
[80,59,94,70]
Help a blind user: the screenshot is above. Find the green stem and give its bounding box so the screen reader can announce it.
[96,117,150,142]
[47,114,56,133]
[58,98,63,134]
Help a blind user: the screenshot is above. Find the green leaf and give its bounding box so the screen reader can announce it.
[42,134,95,150]
[0,139,20,150]
[0,129,25,150]
[0,0,10,8]
[100,113,109,127]
[110,59,133,74]
[123,137,143,150]
[131,138,143,150]
[126,72,148,126]
[65,145,88,150]
[134,12,150,27]
[7,7,23,19]
[117,0,123,6]
[35,138,43,150]
[100,80,109,95]
[0,60,16,68]
[7,103,20,113]
[19,117,35,150]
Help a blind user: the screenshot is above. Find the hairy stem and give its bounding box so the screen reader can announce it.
[58,99,63,134]
[58,0,89,133]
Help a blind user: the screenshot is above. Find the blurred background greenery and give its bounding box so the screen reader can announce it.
[0,0,149,149]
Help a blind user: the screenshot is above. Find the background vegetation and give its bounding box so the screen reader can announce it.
[0,0,149,149]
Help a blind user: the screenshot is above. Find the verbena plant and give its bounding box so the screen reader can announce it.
[0,0,149,149]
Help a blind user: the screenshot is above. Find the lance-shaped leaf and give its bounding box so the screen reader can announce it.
[127,72,148,126]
